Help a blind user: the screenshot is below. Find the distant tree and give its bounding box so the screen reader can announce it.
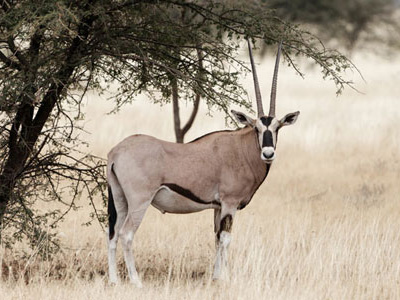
[265,0,400,50]
[171,47,203,143]
[0,0,355,253]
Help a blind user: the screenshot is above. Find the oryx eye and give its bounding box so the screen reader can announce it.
[255,127,259,133]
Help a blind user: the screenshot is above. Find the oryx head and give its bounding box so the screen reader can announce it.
[232,40,300,164]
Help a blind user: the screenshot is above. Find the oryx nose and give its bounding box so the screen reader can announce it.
[262,151,274,159]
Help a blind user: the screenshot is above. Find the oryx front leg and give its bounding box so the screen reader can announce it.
[119,207,148,288]
[213,205,235,280]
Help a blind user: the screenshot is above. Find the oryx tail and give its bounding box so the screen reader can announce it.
[108,164,118,240]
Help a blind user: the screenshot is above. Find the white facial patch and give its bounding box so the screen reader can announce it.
[261,146,275,161]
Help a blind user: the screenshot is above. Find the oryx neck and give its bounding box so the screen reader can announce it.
[240,127,268,182]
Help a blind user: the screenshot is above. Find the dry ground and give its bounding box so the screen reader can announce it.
[1,51,400,299]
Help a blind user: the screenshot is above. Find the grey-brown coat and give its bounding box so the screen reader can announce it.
[106,40,299,286]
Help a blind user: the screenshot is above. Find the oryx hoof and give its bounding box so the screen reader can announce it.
[130,279,143,288]
[212,270,229,282]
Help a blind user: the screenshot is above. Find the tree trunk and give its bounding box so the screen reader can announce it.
[0,13,96,225]
[0,103,35,225]
[0,145,31,226]
[0,177,14,225]
[172,78,184,143]
[171,48,203,144]
[172,80,201,144]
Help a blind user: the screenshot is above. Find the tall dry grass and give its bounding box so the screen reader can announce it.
[1,51,400,299]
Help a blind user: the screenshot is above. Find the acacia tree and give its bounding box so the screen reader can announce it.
[0,0,354,252]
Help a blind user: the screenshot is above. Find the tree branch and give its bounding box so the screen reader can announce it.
[181,48,203,136]
[7,36,28,68]
[0,51,21,70]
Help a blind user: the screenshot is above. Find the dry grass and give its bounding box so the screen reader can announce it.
[1,51,400,299]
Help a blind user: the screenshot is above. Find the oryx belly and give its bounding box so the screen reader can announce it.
[151,186,220,214]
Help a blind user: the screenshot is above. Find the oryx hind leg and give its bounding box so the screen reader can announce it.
[213,204,236,280]
[107,177,128,284]
[119,191,152,288]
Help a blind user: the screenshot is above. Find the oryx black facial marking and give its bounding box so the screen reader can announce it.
[162,183,221,207]
[263,130,274,148]
[260,116,273,127]
[259,116,276,148]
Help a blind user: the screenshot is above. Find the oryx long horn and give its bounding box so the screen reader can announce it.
[269,41,282,117]
[247,39,264,117]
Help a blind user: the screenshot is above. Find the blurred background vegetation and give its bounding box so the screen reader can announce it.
[264,0,400,52]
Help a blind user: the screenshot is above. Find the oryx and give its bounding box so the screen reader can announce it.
[107,40,299,286]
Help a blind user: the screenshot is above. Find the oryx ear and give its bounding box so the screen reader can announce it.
[231,110,255,127]
[279,111,300,127]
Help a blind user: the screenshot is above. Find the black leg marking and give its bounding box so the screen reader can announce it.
[217,214,233,240]
[162,183,220,206]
